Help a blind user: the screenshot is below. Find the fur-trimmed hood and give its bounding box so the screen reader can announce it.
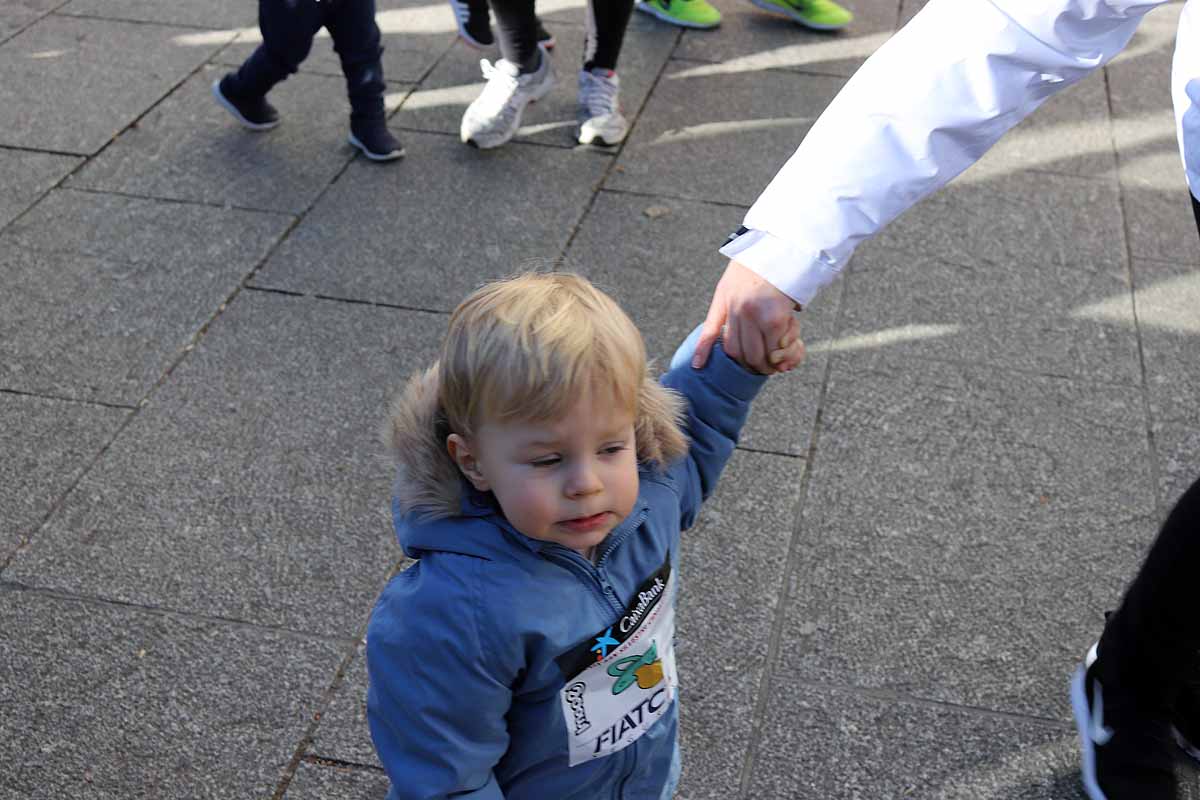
[386,364,466,523]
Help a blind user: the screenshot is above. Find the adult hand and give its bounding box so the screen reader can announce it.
[693,260,804,374]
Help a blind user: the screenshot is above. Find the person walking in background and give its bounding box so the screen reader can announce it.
[459,0,640,148]
[633,0,852,33]
[690,0,1200,797]
[445,0,556,52]
[212,0,404,162]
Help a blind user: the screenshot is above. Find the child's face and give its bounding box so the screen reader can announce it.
[449,385,639,555]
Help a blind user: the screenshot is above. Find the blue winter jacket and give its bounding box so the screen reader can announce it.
[366,335,766,800]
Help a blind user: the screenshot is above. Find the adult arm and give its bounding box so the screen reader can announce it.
[694,0,1175,372]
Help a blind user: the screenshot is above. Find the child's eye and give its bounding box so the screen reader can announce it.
[602,445,627,456]
[530,457,560,468]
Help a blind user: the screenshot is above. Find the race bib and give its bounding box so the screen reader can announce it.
[556,555,678,766]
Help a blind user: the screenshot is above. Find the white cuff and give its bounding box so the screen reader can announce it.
[717,228,842,308]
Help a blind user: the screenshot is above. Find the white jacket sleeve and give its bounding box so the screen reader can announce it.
[719,0,1178,307]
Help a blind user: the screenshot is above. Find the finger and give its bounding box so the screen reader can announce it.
[735,313,770,374]
[779,340,806,372]
[723,314,742,363]
[692,307,724,369]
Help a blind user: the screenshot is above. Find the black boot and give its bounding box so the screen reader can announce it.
[212,73,280,131]
[349,114,405,161]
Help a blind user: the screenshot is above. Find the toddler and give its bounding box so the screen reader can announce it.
[366,272,800,798]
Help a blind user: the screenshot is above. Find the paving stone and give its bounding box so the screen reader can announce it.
[0,148,80,231]
[5,292,433,637]
[842,244,1142,386]
[393,18,673,148]
[0,0,61,43]
[0,588,347,800]
[69,66,397,214]
[1128,257,1200,428]
[867,168,1126,277]
[56,0,256,28]
[608,64,845,206]
[284,762,390,800]
[1130,256,1200,506]
[749,687,1084,799]
[671,0,898,79]
[311,646,380,767]
[0,15,233,154]
[0,191,291,404]
[218,0,454,86]
[775,353,1155,720]
[1105,3,1196,265]
[564,190,840,457]
[251,131,609,308]
[749,687,1200,799]
[675,449,800,800]
[0,394,127,567]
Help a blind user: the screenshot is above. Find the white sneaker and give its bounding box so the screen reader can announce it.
[460,50,555,149]
[577,68,627,146]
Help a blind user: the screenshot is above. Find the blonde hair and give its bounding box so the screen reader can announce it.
[437,271,687,468]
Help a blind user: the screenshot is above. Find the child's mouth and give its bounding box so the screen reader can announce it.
[561,512,609,533]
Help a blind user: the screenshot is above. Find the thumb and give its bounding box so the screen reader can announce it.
[692,308,724,369]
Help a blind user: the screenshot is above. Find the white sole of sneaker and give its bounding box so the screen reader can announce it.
[746,0,849,29]
[1070,665,1110,800]
[348,132,405,161]
[211,80,280,131]
[578,121,627,147]
[1173,725,1200,764]
[633,1,720,29]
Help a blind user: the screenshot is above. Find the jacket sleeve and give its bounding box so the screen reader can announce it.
[366,558,513,800]
[661,325,768,529]
[719,0,1174,307]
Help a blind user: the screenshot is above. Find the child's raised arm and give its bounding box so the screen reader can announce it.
[658,324,771,530]
[366,558,513,800]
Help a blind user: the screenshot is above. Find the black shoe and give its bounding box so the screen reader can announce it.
[449,0,494,48]
[212,75,280,131]
[536,18,555,50]
[348,117,405,162]
[1071,643,1177,799]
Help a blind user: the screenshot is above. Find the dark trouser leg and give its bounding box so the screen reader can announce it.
[490,0,540,73]
[583,0,634,72]
[327,0,387,121]
[1097,478,1200,710]
[231,0,325,99]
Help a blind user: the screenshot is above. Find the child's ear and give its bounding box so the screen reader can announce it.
[447,433,490,491]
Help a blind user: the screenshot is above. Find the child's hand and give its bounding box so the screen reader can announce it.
[765,315,805,374]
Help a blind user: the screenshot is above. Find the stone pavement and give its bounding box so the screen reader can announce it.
[2,0,1199,797]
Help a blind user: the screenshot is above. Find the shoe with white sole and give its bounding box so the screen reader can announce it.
[460,50,555,149]
[212,75,280,131]
[1071,643,1177,799]
[348,116,405,161]
[576,68,627,146]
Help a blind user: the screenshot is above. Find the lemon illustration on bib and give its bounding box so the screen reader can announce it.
[607,642,663,695]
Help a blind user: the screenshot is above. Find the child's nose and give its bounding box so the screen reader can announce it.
[566,461,604,497]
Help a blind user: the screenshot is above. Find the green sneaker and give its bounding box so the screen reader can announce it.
[635,0,722,29]
[749,0,852,29]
